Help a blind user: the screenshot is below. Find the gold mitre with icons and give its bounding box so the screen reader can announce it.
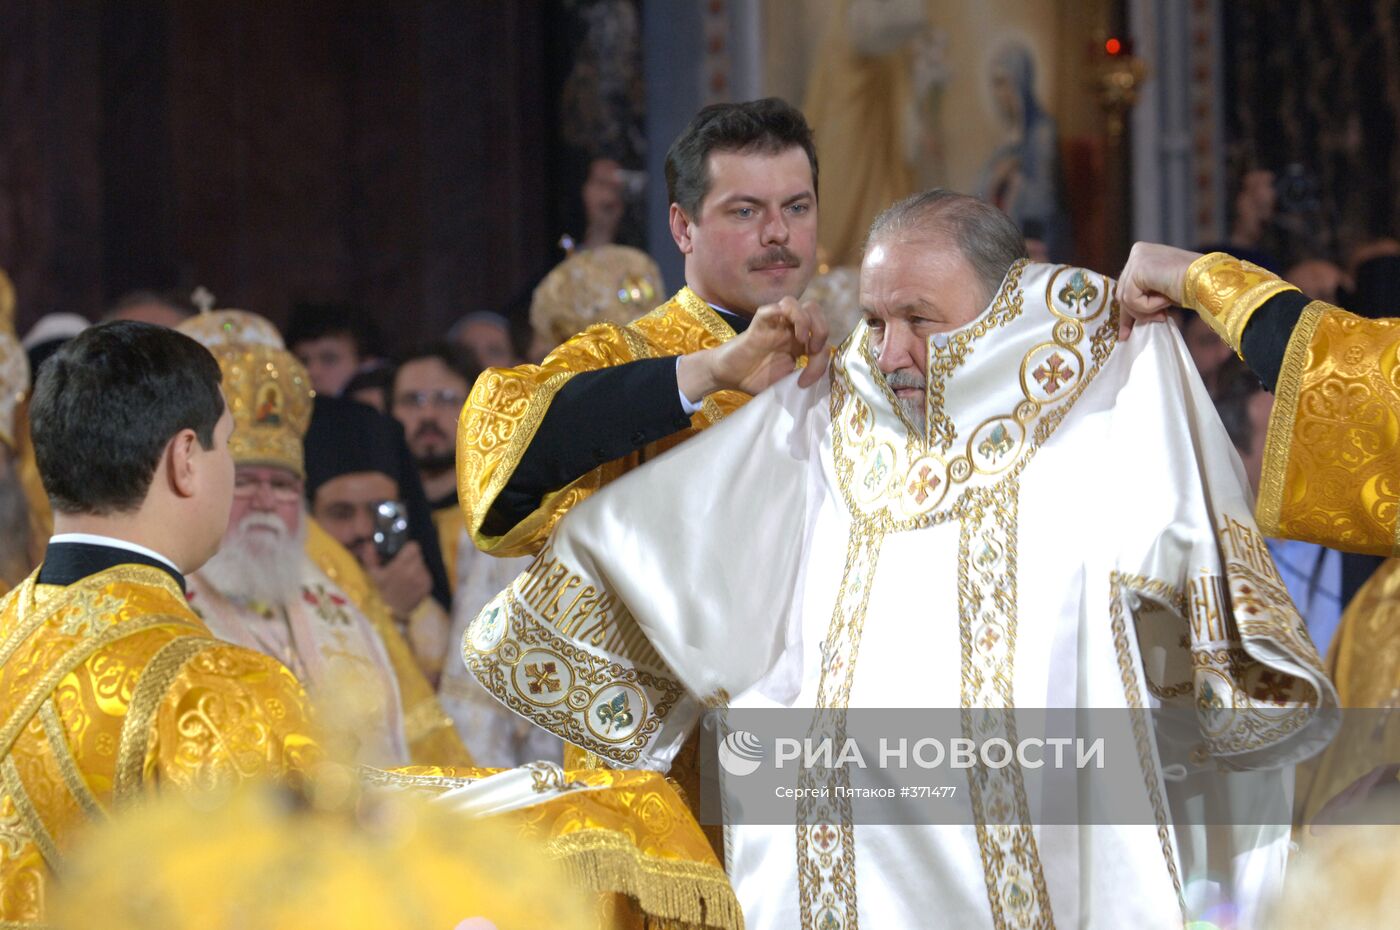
[177,305,313,478]
[0,267,31,452]
[530,244,664,347]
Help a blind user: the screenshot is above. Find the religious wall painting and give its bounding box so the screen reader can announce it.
[781,1,1114,268]
[976,41,1071,261]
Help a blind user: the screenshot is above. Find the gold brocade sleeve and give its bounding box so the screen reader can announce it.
[1256,303,1400,555]
[304,519,474,767]
[457,322,645,558]
[1182,251,1301,353]
[388,764,742,930]
[457,290,745,559]
[146,641,323,793]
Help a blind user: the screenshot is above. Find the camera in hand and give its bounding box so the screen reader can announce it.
[372,500,410,562]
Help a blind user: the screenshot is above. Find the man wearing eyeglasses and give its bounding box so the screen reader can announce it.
[390,342,479,594]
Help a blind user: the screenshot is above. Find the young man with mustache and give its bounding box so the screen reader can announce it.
[458,97,830,559]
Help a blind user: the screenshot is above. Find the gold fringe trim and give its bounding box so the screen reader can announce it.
[546,829,743,930]
[1256,302,1328,536]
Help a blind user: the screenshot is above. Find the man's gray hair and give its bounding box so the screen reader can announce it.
[865,190,1028,304]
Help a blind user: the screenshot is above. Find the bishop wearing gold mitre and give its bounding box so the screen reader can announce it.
[1116,242,1400,825]
[175,308,470,767]
[458,98,830,558]
[0,321,322,924]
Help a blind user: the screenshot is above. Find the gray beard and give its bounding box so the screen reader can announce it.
[896,395,926,434]
[199,512,308,606]
[882,369,927,434]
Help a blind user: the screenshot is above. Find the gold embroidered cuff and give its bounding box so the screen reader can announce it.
[1181,252,1300,354]
[1254,302,1327,537]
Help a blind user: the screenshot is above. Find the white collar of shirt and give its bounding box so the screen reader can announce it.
[48,533,182,574]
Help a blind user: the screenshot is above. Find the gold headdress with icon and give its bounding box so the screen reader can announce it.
[178,306,313,478]
[530,244,664,347]
[0,268,31,452]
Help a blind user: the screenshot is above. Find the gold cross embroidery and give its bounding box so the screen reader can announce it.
[1032,352,1075,393]
[526,661,561,695]
[905,464,941,505]
[1252,670,1293,703]
[847,403,870,438]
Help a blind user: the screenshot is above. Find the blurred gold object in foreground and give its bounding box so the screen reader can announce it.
[50,774,592,930]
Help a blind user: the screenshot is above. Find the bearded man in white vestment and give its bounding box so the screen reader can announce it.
[462,191,1338,928]
[179,309,472,769]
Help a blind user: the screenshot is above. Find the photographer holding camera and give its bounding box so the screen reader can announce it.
[304,394,455,683]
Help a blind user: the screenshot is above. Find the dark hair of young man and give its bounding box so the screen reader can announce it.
[664,97,819,218]
[29,321,224,515]
[284,301,370,356]
[391,342,482,397]
[343,363,396,411]
[102,289,195,322]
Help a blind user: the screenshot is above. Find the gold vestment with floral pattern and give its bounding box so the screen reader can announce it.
[0,564,321,925]
[457,288,748,558]
[1184,253,1400,556]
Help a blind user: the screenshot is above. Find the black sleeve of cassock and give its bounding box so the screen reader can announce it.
[482,356,697,535]
[1238,290,1312,393]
